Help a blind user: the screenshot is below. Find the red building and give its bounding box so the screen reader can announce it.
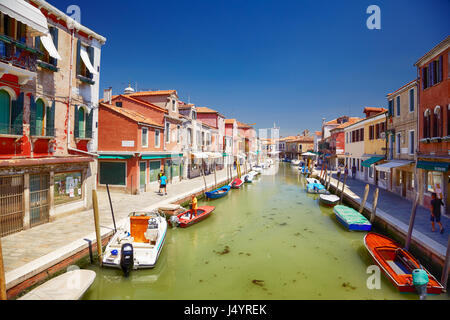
[414,36,450,213]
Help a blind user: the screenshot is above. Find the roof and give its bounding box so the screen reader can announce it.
[237,121,254,129]
[225,119,237,125]
[364,107,387,114]
[196,107,218,114]
[116,95,167,113]
[315,131,322,137]
[331,118,363,131]
[387,80,417,97]
[286,136,315,143]
[414,36,450,67]
[100,103,163,128]
[128,90,177,97]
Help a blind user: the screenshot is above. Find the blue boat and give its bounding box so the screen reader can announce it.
[306,183,328,194]
[205,186,231,199]
[333,205,372,231]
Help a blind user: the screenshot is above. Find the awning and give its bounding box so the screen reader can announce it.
[40,33,62,60]
[417,161,450,172]
[362,156,385,168]
[206,152,222,159]
[142,154,183,160]
[191,152,208,159]
[80,46,98,75]
[99,155,132,160]
[0,0,49,36]
[375,160,414,173]
[302,152,316,157]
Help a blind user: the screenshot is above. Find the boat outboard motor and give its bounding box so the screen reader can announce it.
[120,243,134,277]
[170,215,180,228]
[412,269,429,300]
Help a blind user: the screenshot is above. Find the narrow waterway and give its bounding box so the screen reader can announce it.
[82,164,449,300]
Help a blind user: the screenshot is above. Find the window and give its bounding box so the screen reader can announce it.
[426,171,443,195]
[433,107,441,138]
[369,126,374,140]
[409,130,415,155]
[77,41,95,81]
[142,127,148,148]
[409,89,415,112]
[388,100,394,117]
[396,96,401,117]
[360,128,364,141]
[36,26,59,67]
[177,125,181,143]
[172,100,176,112]
[149,161,161,183]
[423,111,431,138]
[165,123,170,143]
[35,99,46,136]
[100,162,126,186]
[54,172,83,205]
[422,66,429,90]
[0,89,11,134]
[115,102,122,108]
[396,133,401,155]
[375,124,380,139]
[188,128,192,145]
[155,129,160,148]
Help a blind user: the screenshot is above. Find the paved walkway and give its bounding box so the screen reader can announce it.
[322,171,449,253]
[2,167,239,289]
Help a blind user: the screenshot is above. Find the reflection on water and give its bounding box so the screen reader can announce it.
[82,164,449,300]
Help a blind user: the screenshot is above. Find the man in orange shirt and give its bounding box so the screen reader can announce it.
[190,194,198,219]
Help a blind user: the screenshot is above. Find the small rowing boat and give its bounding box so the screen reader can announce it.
[229,178,244,189]
[306,178,321,185]
[333,205,371,231]
[170,206,216,228]
[319,194,340,207]
[306,183,328,194]
[242,173,254,183]
[102,211,167,276]
[364,233,443,297]
[205,185,231,199]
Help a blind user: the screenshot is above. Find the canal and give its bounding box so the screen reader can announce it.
[82,163,450,300]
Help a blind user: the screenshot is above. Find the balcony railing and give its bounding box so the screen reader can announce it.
[0,122,23,136]
[0,35,42,72]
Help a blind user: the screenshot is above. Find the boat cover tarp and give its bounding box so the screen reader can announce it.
[334,205,371,226]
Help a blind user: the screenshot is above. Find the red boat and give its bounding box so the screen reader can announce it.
[364,233,443,294]
[173,206,216,228]
[229,178,244,189]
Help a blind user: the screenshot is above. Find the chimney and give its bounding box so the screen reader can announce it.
[104,87,112,104]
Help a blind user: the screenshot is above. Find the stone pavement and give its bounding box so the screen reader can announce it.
[321,170,449,256]
[2,167,239,288]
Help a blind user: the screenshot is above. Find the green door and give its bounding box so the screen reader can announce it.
[0,90,10,134]
[140,162,146,191]
[149,161,160,183]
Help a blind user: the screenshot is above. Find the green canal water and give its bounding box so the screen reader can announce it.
[82,164,450,300]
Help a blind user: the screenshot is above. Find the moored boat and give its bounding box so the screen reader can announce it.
[319,194,340,207]
[291,159,301,166]
[102,211,167,276]
[170,206,216,228]
[242,173,254,183]
[333,205,371,231]
[229,178,244,189]
[306,183,328,194]
[205,185,231,199]
[364,233,444,296]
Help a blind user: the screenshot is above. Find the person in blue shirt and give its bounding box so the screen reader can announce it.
[159,172,167,195]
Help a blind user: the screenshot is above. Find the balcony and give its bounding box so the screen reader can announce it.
[0,35,41,84]
[0,122,23,137]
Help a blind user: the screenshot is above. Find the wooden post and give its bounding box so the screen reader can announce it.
[92,190,103,265]
[214,160,217,189]
[359,185,370,214]
[336,172,341,194]
[340,173,348,204]
[370,188,379,224]
[326,171,331,191]
[404,193,420,251]
[320,164,324,181]
[202,160,208,194]
[0,238,7,300]
[441,235,450,292]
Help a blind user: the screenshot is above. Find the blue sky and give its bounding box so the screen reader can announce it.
[55,0,449,136]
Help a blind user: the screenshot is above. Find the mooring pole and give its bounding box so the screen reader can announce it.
[214,161,217,189]
[405,193,420,251]
[340,173,348,204]
[106,184,117,233]
[92,190,103,265]
[370,188,380,224]
[0,238,7,300]
[359,185,370,213]
[441,235,450,292]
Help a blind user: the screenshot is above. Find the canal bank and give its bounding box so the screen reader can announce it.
[3,167,241,299]
[79,164,448,300]
[315,169,450,284]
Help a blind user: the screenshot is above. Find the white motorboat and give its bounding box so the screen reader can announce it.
[291,160,301,166]
[306,178,321,185]
[242,173,254,183]
[252,166,263,174]
[102,211,167,277]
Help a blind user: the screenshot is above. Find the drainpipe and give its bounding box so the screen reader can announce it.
[66,28,98,158]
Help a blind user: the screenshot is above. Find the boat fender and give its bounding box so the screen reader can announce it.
[120,243,134,277]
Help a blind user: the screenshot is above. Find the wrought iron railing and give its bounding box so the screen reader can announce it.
[0,35,41,72]
[0,122,23,136]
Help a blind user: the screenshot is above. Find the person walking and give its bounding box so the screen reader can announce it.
[352,165,357,179]
[344,166,349,177]
[159,172,168,195]
[430,193,445,234]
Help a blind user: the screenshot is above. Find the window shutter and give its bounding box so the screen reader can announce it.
[11,93,24,136]
[46,100,55,137]
[74,105,79,138]
[35,36,41,52]
[86,108,93,139]
[429,62,434,86]
[438,55,443,83]
[76,40,81,76]
[29,95,36,136]
[422,68,425,90]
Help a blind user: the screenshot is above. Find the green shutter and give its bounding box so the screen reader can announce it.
[29,95,37,136]
[74,105,79,138]
[46,100,55,137]
[76,40,81,76]
[11,93,24,136]
[50,27,58,67]
[86,108,93,139]
[87,46,95,79]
